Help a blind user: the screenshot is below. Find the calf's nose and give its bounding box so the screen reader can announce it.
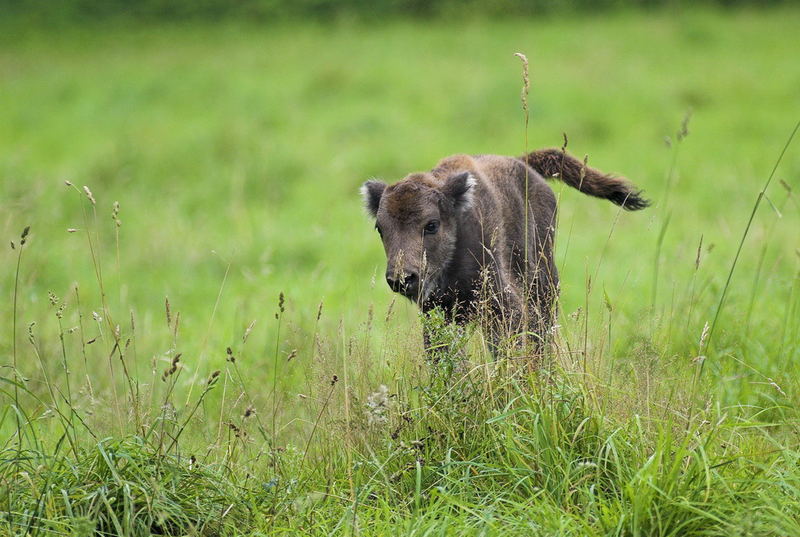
[386,271,418,293]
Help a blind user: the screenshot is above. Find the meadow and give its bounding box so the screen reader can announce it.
[1,6,800,535]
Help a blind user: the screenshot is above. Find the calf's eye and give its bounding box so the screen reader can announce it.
[375,224,383,237]
[423,221,439,235]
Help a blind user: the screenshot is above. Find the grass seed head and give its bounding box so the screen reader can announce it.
[678,109,692,141]
[695,235,704,270]
[698,321,710,350]
[385,297,396,323]
[228,422,245,438]
[82,186,96,205]
[112,201,121,227]
[162,354,182,380]
[579,155,588,184]
[242,320,256,342]
[513,52,530,114]
[767,378,787,397]
[208,370,221,385]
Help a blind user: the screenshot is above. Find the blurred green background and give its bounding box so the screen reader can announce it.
[2,0,796,21]
[1,4,799,418]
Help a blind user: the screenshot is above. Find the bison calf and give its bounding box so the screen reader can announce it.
[361,149,649,355]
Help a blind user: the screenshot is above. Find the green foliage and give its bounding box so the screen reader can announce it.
[3,437,254,535]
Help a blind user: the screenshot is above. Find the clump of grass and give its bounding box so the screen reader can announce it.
[3,437,253,536]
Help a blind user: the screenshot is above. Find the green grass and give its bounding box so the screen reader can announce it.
[2,7,800,536]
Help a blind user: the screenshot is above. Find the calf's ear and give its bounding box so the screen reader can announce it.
[360,180,386,218]
[442,172,477,211]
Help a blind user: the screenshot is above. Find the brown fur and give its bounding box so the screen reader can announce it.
[361,149,649,354]
[522,149,650,210]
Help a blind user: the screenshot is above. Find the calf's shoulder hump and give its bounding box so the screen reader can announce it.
[432,154,478,177]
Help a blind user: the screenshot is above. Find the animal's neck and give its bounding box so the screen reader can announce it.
[425,210,483,316]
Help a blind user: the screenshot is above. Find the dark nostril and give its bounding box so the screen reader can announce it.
[386,272,417,293]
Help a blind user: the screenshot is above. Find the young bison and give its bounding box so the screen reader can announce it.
[361,149,649,353]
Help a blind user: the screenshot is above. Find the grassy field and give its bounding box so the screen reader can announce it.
[2,7,800,536]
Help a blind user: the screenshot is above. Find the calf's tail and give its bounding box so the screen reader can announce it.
[521,149,650,211]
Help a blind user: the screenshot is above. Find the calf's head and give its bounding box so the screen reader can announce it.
[361,172,476,303]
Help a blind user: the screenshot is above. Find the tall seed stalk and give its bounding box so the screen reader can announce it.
[514,52,531,350]
[704,119,800,367]
[10,226,30,463]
